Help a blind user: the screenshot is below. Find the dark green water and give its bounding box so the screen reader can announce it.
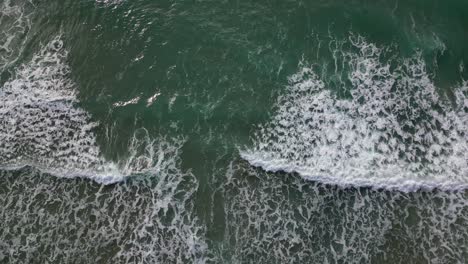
[0,0,467,263]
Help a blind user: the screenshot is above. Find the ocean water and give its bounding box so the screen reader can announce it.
[0,0,467,263]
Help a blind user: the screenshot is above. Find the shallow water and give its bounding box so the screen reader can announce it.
[0,0,467,263]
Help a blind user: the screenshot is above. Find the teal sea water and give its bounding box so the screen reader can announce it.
[1,0,467,262]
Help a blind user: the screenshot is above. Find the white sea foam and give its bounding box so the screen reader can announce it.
[0,0,34,73]
[0,143,211,263]
[242,35,468,191]
[113,96,141,107]
[95,0,125,6]
[0,38,179,184]
[220,161,468,263]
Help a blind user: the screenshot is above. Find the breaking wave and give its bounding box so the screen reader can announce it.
[0,38,183,184]
[0,37,211,262]
[242,35,468,191]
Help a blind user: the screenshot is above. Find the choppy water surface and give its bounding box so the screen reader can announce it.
[1,0,467,263]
